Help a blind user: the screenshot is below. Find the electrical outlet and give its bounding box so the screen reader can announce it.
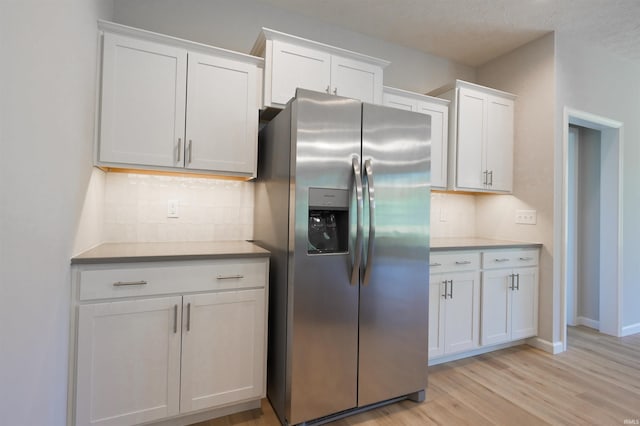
[167,199,179,218]
[515,209,536,225]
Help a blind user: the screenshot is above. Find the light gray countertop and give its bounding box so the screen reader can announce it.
[431,237,542,251]
[71,241,270,264]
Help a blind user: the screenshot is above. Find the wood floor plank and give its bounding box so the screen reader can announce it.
[191,326,640,426]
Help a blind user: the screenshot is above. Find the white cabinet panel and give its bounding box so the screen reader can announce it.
[186,52,258,173]
[331,55,382,104]
[254,28,388,108]
[271,40,331,106]
[480,269,512,346]
[431,80,515,193]
[100,33,186,167]
[180,290,266,412]
[76,296,182,426]
[443,271,481,354]
[456,88,486,190]
[382,87,450,189]
[97,22,262,178]
[511,267,538,339]
[428,279,445,359]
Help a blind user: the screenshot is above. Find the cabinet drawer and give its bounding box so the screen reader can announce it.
[78,258,268,301]
[482,249,538,269]
[430,252,480,272]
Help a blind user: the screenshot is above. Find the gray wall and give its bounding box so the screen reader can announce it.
[576,126,601,323]
[0,1,114,424]
[556,32,640,333]
[474,34,556,345]
[112,0,475,93]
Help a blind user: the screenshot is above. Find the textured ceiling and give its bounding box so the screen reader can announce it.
[255,0,640,66]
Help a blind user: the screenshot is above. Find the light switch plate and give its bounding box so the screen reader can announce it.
[515,209,536,225]
[167,199,179,218]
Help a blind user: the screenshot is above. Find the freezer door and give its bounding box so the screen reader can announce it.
[287,90,362,424]
[358,103,430,406]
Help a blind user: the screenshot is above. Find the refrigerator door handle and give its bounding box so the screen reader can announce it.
[363,159,376,286]
[351,156,364,285]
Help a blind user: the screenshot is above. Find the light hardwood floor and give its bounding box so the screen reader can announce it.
[193,326,640,425]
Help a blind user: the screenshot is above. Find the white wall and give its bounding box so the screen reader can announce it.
[112,0,475,93]
[475,34,556,344]
[0,1,114,424]
[555,33,640,332]
[430,193,476,238]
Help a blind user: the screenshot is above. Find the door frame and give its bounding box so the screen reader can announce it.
[560,107,623,350]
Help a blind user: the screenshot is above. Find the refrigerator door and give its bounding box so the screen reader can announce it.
[287,90,362,424]
[358,103,430,407]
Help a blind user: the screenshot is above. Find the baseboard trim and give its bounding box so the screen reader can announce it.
[576,316,600,330]
[527,337,564,354]
[428,340,528,366]
[621,322,640,337]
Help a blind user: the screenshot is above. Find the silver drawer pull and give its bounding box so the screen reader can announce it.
[455,261,471,265]
[519,257,533,261]
[113,280,148,287]
[216,274,244,280]
[495,258,510,262]
[430,262,442,267]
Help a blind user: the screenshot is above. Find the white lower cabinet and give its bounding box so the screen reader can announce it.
[429,247,539,363]
[71,257,269,426]
[428,252,481,359]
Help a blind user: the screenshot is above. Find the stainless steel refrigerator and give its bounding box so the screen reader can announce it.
[254,89,430,425]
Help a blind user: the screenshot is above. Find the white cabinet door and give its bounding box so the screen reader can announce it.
[481,270,512,346]
[428,278,446,359]
[382,92,416,111]
[331,55,383,104]
[456,87,485,190]
[511,267,538,340]
[486,95,514,192]
[443,271,480,354]
[76,297,182,426]
[271,40,331,106]
[100,33,186,167]
[185,52,258,174]
[417,101,449,189]
[180,289,266,413]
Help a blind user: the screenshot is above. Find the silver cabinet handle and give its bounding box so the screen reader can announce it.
[455,260,471,265]
[177,138,182,163]
[333,87,338,95]
[448,280,454,299]
[216,274,244,280]
[519,257,533,261]
[488,170,493,186]
[351,156,364,286]
[113,280,147,287]
[495,258,510,262]
[442,280,448,299]
[186,302,191,331]
[516,273,520,290]
[430,262,442,267]
[483,170,488,185]
[325,85,330,94]
[363,159,376,286]
[509,274,515,290]
[173,304,178,334]
[187,139,193,164]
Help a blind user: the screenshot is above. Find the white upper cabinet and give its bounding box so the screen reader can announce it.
[383,87,450,189]
[252,28,388,108]
[100,32,187,168]
[431,80,515,193]
[97,21,263,178]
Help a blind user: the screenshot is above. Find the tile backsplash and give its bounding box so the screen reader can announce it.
[103,173,254,242]
[430,192,476,238]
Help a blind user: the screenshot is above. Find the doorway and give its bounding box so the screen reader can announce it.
[561,108,623,351]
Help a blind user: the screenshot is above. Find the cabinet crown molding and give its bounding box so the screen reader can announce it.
[429,79,516,100]
[251,27,390,68]
[98,20,264,66]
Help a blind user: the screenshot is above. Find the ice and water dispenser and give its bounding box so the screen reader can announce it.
[307,188,349,254]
